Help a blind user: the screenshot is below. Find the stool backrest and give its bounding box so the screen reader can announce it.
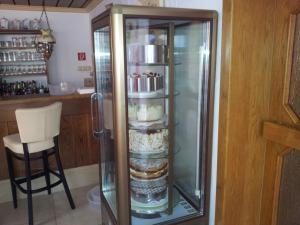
[15,102,62,143]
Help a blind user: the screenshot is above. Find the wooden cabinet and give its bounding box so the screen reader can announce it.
[0,94,99,180]
[0,122,8,179]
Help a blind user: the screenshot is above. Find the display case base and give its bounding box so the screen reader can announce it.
[131,188,200,225]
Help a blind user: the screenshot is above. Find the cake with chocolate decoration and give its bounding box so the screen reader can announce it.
[128,72,164,97]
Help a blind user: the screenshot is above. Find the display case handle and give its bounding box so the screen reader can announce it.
[91,92,104,138]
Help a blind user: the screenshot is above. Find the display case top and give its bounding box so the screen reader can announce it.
[92,4,217,25]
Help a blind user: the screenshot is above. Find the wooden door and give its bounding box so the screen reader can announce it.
[260,5,300,225]
[216,0,300,225]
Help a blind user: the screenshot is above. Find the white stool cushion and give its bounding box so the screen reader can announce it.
[3,133,55,154]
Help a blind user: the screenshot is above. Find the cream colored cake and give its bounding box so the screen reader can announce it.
[129,103,163,122]
[136,104,163,121]
[128,104,138,121]
[129,129,168,153]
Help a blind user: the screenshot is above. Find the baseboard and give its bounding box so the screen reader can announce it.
[0,164,99,204]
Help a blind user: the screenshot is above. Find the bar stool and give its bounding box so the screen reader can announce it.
[3,102,75,225]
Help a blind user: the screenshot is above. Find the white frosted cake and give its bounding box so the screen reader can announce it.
[128,103,163,122]
[129,129,168,153]
[128,104,138,121]
[137,104,163,121]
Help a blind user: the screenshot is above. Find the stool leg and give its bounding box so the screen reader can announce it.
[5,148,17,209]
[54,137,75,209]
[23,144,33,225]
[42,151,51,195]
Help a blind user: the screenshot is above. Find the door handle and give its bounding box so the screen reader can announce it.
[91,92,104,138]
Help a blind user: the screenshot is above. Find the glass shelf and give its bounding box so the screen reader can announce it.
[0,73,47,77]
[130,150,168,159]
[128,91,180,99]
[129,146,180,159]
[129,121,168,130]
[128,62,181,66]
[129,62,169,66]
[0,29,41,35]
[0,59,45,64]
[129,119,178,131]
[0,47,36,50]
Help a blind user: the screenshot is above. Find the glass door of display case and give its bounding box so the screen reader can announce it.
[124,17,214,225]
[92,15,119,225]
[92,5,217,225]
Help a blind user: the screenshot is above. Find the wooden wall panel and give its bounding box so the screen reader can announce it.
[89,114,100,164]
[6,121,26,177]
[44,0,59,6]
[0,0,13,4]
[57,0,72,7]
[58,115,76,168]
[14,0,30,5]
[7,121,18,135]
[72,114,93,166]
[0,123,8,179]
[70,0,87,8]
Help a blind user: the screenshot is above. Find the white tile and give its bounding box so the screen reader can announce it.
[53,185,101,225]
[0,185,103,225]
[0,199,27,225]
[0,194,56,225]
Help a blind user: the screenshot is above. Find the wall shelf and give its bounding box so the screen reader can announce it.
[0,30,41,35]
[0,59,45,64]
[0,47,36,50]
[0,73,47,77]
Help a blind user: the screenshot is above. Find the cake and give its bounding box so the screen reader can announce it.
[128,104,138,121]
[136,104,163,121]
[129,129,168,153]
[130,166,168,180]
[128,103,163,122]
[130,175,168,213]
[128,72,163,97]
[130,158,168,173]
[130,158,168,180]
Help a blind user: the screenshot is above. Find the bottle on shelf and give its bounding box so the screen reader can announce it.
[0,32,48,91]
[0,79,49,97]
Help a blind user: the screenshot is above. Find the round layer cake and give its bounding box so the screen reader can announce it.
[129,129,168,154]
[130,158,168,173]
[128,72,164,97]
[130,158,168,180]
[130,175,168,214]
[128,103,163,122]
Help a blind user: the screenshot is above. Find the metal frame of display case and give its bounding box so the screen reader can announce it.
[92,5,217,225]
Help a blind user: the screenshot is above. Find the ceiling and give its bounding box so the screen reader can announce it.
[0,0,93,8]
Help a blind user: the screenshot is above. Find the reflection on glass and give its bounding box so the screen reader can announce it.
[125,18,212,225]
[174,21,211,212]
[94,26,118,219]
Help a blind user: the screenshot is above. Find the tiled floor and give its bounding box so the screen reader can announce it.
[0,185,102,225]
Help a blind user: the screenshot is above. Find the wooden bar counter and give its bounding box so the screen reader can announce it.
[0,94,99,180]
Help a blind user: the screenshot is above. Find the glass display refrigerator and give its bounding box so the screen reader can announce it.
[91,5,217,225]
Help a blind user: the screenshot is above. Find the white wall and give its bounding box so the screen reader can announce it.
[89,1,223,225]
[0,10,93,88]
